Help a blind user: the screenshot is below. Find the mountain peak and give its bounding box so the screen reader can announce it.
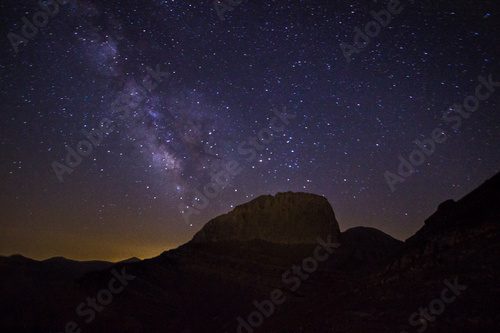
[191,192,340,244]
[118,257,141,264]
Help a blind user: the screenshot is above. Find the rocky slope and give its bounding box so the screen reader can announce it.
[333,227,403,271]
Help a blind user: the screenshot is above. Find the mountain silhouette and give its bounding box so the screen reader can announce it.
[1,172,499,332]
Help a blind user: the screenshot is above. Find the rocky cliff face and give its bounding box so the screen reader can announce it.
[191,192,340,244]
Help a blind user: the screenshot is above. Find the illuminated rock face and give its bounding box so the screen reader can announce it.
[191,192,340,244]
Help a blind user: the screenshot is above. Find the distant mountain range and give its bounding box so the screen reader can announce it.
[1,172,499,332]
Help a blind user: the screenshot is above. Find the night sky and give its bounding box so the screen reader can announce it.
[1,0,499,261]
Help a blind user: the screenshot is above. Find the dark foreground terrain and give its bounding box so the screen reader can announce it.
[1,172,499,333]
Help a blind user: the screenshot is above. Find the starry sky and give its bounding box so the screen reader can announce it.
[1,0,499,261]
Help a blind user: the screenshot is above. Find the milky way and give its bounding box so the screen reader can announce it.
[1,0,499,260]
